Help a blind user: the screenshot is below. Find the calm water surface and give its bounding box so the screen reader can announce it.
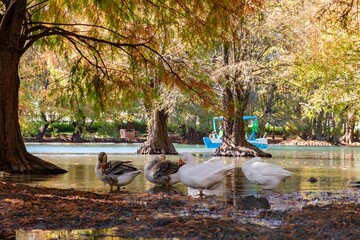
[3,143,360,239]
[5,142,358,195]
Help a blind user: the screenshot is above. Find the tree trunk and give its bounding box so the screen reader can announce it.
[185,127,198,144]
[331,118,342,143]
[71,118,85,143]
[213,42,271,158]
[35,123,49,142]
[137,109,177,154]
[0,1,66,174]
[214,102,271,158]
[323,112,331,141]
[343,112,355,144]
[312,111,324,140]
[36,112,50,142]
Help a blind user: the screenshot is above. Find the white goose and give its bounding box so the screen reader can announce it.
[144,154,181,188]
[96,152,142,191]
[242,157,292,190]
[178,152,235,196]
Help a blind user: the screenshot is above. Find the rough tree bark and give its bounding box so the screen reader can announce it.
[0,1,66,174]
[213,95,271,158]
[136,109,178,154]
[213,42,271,158]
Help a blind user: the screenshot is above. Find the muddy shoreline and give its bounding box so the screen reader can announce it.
[1,181,360,239]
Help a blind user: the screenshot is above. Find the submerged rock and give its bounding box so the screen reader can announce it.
[308,177,318,183]
[238,195,271,210]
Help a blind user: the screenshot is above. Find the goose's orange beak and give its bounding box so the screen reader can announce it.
[178,159,184,166]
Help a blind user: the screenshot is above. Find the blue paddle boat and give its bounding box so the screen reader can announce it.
[203,116,268,149]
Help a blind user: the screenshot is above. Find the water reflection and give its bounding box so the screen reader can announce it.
[16,228,119,240]
[2,144,360,196]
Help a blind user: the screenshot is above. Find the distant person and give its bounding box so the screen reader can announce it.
[210,131,218,139]
[218,127,223,139]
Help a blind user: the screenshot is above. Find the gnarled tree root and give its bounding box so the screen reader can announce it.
[136,141,178,155]
[213,144,272,158]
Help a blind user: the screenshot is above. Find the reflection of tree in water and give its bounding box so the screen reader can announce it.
[341,150,356,168]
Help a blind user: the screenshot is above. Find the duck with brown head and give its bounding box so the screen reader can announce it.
[96,152,142,192]
[144,154,182,188]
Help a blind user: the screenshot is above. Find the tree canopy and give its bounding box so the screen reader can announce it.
[0,0,359,172]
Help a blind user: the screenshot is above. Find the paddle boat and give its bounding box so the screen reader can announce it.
[203,116,268,149]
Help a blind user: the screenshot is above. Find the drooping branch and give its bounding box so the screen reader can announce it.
[76,28,212,104]
[20,3,215,104]
[0,0,17,33]
[26,21,131,40]
[62,34,111,79]
[22,24,153,54]
[25,0,48,18]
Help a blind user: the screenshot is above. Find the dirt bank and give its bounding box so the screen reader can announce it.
[1,182,359,239]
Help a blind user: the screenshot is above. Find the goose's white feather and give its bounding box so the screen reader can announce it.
[242,157,292,189]
[178,152,234,195]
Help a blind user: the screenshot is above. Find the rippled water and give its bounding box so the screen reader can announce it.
[3,143,360,239]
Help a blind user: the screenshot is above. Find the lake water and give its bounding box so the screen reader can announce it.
[2,142,360,196]
[8,143,359,194]
[3,143,360,239]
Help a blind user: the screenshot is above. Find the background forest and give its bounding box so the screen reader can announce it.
[18,0,359,144]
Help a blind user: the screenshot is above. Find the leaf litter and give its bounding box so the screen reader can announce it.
[0,181,359,239]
